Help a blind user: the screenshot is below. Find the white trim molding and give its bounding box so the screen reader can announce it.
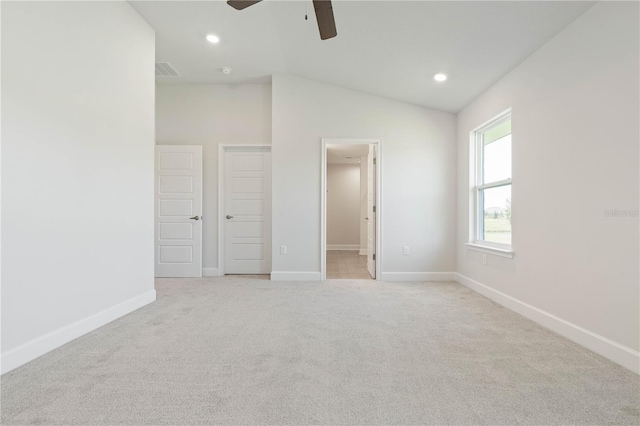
[327,244,359,251]
[380,272,456,282]
[358,249,368,256]
[455,273,639,374]
[202,268,220,277]
[270,271,322,281]
[1,290,156,375]
[465,243,514,258]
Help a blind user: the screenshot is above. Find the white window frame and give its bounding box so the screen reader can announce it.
[467,109,514,257]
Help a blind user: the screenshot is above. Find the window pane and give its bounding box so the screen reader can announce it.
[479,184,511,245]
[483,119,511,145]
[482,125,511,184]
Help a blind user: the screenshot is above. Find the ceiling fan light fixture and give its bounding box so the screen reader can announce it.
[206,34,220,44]
[434,73,448,82]
[228,0,336,40]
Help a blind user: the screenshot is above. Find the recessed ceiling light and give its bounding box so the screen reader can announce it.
[221,67,232,75]
[434,73,448,82]
[206,34,220,44]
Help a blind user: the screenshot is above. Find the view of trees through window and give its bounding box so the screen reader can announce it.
[481,182,511,244]
[477,116,512,246]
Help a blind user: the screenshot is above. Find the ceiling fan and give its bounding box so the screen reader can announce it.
[227,0,337,40]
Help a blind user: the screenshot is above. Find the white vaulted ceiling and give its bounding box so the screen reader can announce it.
[130,0,595,112]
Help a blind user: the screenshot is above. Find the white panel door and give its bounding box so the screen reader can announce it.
[155,145,202,277]
[367,145,376,278]
[224,148,271,274]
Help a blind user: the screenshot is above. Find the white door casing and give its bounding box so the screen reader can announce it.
[320,138,381,281]
[367,144,376,279]
[155,145,203,277]
[222,147,272,274]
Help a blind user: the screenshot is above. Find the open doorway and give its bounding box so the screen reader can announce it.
[321,138,381,280]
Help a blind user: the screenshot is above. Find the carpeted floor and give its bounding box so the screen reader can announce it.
[1,276,639,425]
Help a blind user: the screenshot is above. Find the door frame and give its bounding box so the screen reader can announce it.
[218,144,272,276]
[321,138,382,281]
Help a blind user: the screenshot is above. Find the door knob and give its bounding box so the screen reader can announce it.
[226,215,234,219]
[189,216,200,221]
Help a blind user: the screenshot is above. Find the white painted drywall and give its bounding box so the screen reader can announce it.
[359,158,368,254]
[457,2,639,352]
[272,75,456,276]
[327,164,361,247]
[1,2,155,372]
[155,85,271,273]
[0,3,3,354]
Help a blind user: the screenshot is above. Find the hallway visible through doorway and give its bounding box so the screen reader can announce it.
[322,138,380,280]
[326,250,372,279]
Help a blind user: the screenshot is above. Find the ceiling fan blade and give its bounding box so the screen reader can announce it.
[313,0,337,40]
[227,0,263,11]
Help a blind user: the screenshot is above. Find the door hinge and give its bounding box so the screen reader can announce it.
[373,158,377,165]
[373,254,376,261]
[373,205,376,213]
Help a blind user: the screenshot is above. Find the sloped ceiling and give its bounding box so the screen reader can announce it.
[130,0,595,112]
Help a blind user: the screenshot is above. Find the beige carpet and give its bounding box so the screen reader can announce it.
[1,276,639,425]
[326,250,372,279]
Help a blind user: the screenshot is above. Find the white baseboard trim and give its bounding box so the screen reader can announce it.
[327,245,359,251]
[359,249,368,256]
[455,273,639,374]
[1,290,156,375]
[379,272,456,282]
[202,268,220,277]
[271,271,322,281]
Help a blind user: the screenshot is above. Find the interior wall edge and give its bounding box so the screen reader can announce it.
[1,290,156,375]
[202,268,221,277]
[455,273,640,374]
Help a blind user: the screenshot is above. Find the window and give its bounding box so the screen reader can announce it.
[473,110,512,251]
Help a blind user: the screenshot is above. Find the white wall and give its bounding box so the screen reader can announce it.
[1,1,155,373]
[327,164,361,248]
[456,1,639,370]
[155,85,272,275]
[272,75,457,280]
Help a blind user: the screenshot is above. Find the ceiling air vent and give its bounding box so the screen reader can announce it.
[155,62,180,77]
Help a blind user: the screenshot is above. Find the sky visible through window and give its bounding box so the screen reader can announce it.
[483,134,511,211]
[481,131,511,245]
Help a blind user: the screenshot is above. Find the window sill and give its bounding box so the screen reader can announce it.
[465,243,514,259]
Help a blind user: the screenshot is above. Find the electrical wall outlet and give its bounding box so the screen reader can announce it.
[280,245,287,255]
[482,254,487,265]
[403,245,410,255]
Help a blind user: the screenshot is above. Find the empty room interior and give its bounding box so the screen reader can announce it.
[1,1,639,425]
